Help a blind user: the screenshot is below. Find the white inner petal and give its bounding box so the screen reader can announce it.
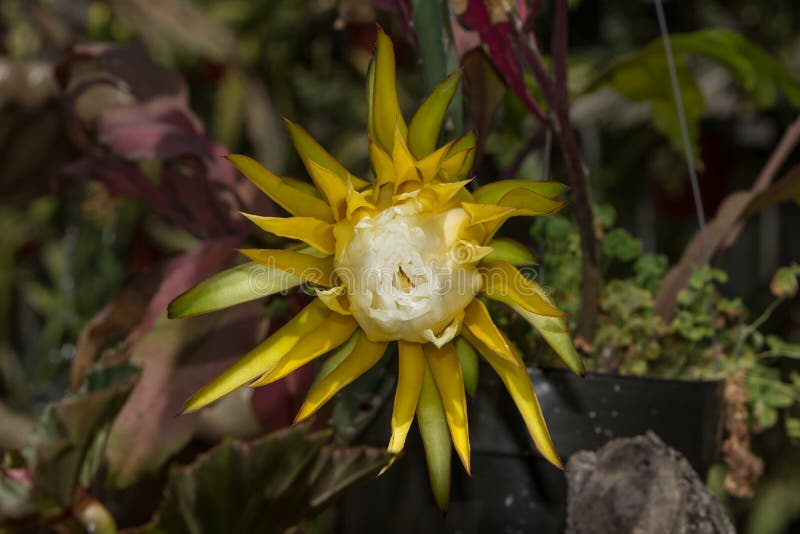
[334,200,481,346]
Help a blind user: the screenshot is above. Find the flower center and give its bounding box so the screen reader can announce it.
[334,200,481,347]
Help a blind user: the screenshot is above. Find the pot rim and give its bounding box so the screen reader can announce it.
[529,365,725,387]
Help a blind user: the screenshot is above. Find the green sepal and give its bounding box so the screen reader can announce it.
[168,262,302,319]
[474,179,569,205]
[483,238,537,266]
[454,337,479,397]
[416,362,451,512]
[408,70,463,159]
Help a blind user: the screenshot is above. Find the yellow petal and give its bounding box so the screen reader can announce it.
[284,119,370,190]
[345,178,375,219]
[482,261,566,317]
[424,342,470,474]
[392,126,420,191]
[241,214,334,255]
[366,56,376,143]
[510,300,585,376]
[408,70,462,159]
[251,312,358,386]
[423,179,472,206]
[478,189,567,242]
[462,334,562,469]
[295,332,387,422]
[315,285,351,315]
[239,248,335,287]
[462,299,521,367]
[226,154,333,222]
[373,27,408,153]
[183,299,329,413]
[473,179,569,205]
[415,141,453,182]
[283,175,322,198]
[440,148,474,182]
[307,161,348,220]
[369,140,394,186]
[388,342,425,454]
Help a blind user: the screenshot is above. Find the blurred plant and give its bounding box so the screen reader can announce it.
[1,0,799,530]
[529,201,800,497]
[1,28,395,531]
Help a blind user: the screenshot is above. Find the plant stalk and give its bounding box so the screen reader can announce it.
[511,0,600,345]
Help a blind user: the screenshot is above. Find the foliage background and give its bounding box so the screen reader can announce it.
[1,0,799,532]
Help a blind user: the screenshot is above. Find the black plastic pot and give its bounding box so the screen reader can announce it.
[340,367,725,533]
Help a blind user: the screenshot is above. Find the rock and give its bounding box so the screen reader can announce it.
[566,432,734,534]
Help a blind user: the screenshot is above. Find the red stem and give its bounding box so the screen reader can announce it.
[512,0,600,344]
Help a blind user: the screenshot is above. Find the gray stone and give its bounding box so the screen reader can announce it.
[566,432,734,534]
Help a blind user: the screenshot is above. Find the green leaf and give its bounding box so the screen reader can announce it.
[145,425,391,533]
[411,0,448,92]
[763,385,796,408]
[770,263,800,298]
[593,204,617,229]
[483,238,536,266]
[633,253,669,292]
[416,362,451,512]
[766,335,800,359]
[605,49,703,159]
[754,402,778,430]
[168,262,302,318]
[3,382,133,521]
[213,68,247,149]
[588,28,800,160]
[786,417,800,440]
[667,29,800,108]
[602,228,642,263]
[454,337,479,397]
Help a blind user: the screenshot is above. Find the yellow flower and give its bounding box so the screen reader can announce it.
[172,28,583,509]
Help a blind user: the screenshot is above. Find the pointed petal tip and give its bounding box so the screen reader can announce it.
[292,411,309,425]
[181,399,201,415]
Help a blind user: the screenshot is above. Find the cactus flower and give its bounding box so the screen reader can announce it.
[171,28,583,509]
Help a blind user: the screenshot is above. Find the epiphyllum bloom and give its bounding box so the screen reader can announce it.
[171,29,583,508]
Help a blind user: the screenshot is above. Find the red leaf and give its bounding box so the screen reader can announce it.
[59,157,192,233]
[106,302,263,487]
[127,235,242,346]
[455,0,542,115]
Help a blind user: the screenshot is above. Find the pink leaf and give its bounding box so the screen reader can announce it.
[455,0,543,116]
[127,235,242,346]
